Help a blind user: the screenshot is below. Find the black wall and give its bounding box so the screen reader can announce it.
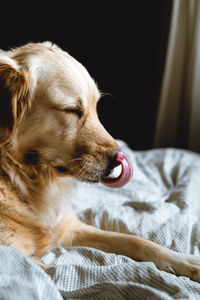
[0,1,169,150]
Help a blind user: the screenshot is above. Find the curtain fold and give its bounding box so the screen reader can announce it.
[154,0,200,152]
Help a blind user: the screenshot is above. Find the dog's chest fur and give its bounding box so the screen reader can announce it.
[0,174,78,256]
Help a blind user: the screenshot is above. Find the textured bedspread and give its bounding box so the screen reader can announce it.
[1,141,200,299]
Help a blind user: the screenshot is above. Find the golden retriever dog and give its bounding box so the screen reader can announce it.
[0,42,200,282]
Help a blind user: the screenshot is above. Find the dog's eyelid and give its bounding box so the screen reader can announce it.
[64,107,83,118]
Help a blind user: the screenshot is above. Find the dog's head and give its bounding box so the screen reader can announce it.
[0,42,132,187]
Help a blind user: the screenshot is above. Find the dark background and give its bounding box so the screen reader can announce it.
[0,0,171,150]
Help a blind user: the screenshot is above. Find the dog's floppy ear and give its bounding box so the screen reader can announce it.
[0,54,30,145]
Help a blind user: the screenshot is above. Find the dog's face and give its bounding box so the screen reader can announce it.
[0,42,119,183]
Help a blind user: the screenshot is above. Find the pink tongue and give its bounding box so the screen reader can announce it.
[100,150,133,188]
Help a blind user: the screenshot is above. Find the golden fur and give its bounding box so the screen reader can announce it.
[0,42,200,280]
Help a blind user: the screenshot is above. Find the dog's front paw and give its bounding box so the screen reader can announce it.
[157,251,200,282]
[174,254,200,282]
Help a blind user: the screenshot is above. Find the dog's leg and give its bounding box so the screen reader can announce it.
[62,222,200,282]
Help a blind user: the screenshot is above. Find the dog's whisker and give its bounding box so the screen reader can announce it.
[100,92,116,100]
[77,165,86,179]
[65,159,86,174]
[69,164,84,173]
[77,162,93,181]
[76,162,89,180]
[65,158,83,167]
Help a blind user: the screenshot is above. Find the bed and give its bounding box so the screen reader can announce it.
[1,140,200,299]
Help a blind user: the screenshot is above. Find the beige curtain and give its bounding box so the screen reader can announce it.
[154,0,200,152]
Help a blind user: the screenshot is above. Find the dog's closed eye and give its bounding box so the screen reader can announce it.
[64,108,83,118]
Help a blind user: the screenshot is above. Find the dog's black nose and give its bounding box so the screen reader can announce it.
[108,152,121,169]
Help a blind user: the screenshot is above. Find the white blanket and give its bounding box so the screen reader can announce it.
[1,140,200,299]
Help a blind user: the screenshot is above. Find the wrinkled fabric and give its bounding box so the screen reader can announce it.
[1,141,200,299]
[0,245,62,300]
